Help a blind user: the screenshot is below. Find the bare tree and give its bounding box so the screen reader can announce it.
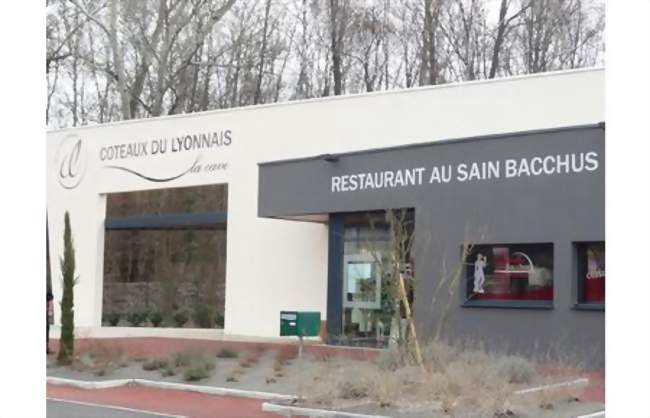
[46,0,605,128]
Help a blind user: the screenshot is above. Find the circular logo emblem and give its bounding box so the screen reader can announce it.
[56,134,87,189]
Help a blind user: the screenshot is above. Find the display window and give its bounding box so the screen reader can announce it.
[464,243,554,307]
[576,242,605,306]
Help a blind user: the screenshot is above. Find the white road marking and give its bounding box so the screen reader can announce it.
[47,397,188,418]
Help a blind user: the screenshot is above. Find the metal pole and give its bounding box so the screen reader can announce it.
[298,334,304,403]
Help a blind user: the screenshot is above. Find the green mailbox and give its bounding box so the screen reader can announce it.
[280,311,321,337]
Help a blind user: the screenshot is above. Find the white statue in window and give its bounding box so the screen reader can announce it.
[473,253,486,294]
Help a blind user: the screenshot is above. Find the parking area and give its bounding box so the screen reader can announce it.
[47,399,184,418]
[47,384,283,418]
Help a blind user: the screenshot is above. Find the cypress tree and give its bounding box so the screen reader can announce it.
[57,212,76,365]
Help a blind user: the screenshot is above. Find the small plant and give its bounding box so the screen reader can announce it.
[192,303,214,328]
[183,365,209,381]
[161,365,176,377]
[126,311,148,327]
[104,312,121,327]
[226,367,244,382]
[338,380,369,400]
[172,310,189,328]
[173,349,213,367]
[217,348,238,359]
[142,359,157,371]
[496,355,536,384]
[173,349,194,368]
[182,358,215,382]
[148,311,163,327]
[215,312,225,328]
[242,350,262,366]
[79,343,126,377]
[94,365,110,376]
[143,358,168,371]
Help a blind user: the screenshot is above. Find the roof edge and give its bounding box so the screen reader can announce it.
[258,122,605,167]
[47,67,605,135]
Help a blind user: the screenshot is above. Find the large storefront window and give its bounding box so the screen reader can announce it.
[340,210,414,347]
[102,184,227,328]
[576,242,605,306]
[464,243,554,307]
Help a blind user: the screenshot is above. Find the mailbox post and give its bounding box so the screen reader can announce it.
[280,311,321,401]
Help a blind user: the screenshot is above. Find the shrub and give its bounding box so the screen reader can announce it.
[338,380,369,400]
[275,347,297,363]
[104,312,121,327]
[496,355,536,384]
[215,312,225,328]
[78,342,127,377]
[173,349,213,368]
[126,311,148,327]
[192,304,214,328]
[375,348,403,371]
[183,365,209,381]
[273,359,284,372]
[217,348,238,359]
[57,212,77,365]
[149,311,163,327]
[143,358,168,371]
[161,365,176,377]
[94,365,111,376]
[172,310,189,328]
[239,352,260,368]
[182,358,215,382]
[173,349,194,368]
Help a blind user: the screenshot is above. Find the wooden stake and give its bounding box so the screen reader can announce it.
[398,272,425,373]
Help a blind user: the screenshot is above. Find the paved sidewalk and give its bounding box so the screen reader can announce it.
[47,384,285,418]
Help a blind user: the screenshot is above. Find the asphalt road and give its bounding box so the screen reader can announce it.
[47,399,184,418]
[47,384,281,418]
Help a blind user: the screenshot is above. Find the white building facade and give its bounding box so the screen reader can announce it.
[47,68,605,343]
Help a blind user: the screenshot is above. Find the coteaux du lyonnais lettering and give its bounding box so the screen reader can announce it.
[331,151,599,193]
[99,130,232,161]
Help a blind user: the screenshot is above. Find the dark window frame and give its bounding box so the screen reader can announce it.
[461,242,555,310]
[573,241,605,311]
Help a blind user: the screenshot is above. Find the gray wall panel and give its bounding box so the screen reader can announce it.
[259,125,605,365]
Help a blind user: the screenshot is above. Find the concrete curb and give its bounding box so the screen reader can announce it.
[262,402,392,418]
[47,376,134,389]
[134,379,295,401]
[574,410,605,418]
[47,376,295,401]
[514,377,590,395]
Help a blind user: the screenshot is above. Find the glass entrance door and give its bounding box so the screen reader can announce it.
[333,210,415,348]
[341,216,393,347]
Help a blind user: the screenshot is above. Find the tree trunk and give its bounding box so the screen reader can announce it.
[329,0,343,95]
[109,0,131,120]
[489,0,508,78]
[254,0,272,105]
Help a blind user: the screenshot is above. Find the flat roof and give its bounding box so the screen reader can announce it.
[47,67,604,135]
